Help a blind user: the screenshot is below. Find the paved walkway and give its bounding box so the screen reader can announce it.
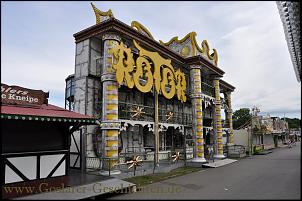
[109,142,301,200]
[14,178,136,200]
[202,158,237,168]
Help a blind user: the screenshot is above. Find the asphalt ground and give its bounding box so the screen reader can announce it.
[108,142,301,200]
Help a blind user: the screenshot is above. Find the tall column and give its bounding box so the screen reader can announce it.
[73,38,102,170]
[100,33,121,175]
[213,78,225,159]
[154,90,159,166]
[190,65,206,163]
[224,108,230,144]
[225,91,234,145]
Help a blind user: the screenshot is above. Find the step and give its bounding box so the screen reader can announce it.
[202,158,238,168]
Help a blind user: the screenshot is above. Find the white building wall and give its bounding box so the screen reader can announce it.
[233,129,249,149]
[263,134,274,150]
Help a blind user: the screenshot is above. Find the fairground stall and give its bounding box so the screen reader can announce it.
[1,83,97,199]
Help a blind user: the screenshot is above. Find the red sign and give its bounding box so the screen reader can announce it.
[1,83,49,105]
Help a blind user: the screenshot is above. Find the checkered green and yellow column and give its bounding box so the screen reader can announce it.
[100,34,121,174]
[225,91,234,145]
[213,78,225,159]
[190,65,206,163]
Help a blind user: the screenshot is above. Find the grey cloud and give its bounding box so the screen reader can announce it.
[1,1,300,118]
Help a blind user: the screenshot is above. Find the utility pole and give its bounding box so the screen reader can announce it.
[154,90,159,169]
[250,106,260,155]
[283,113,288,142]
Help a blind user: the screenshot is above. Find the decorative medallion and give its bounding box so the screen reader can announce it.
[181,46,190,57]
[91,3,114,24]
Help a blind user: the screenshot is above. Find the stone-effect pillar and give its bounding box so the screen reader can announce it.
[213,78,225,159]
[100,33,121,175]
[190,65,206,163]
[73,38,102,170]
[225,91,234,145]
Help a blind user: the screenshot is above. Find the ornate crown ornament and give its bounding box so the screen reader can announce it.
[160,32,218,66]
[131,21,154,39]
[91,2,114,24]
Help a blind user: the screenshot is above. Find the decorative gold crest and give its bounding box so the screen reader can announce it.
[160,32,218,66]
[91,2,114,24]
[131,21,154,39]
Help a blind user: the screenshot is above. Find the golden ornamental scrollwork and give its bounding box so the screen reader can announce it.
[134,56,153,92]
[175,69,187,102]
[161,67,176,99]
[160,32,218,66]
[131,21,154,39]
[111,42,135,89]
[159,32,196,48]
[111,39,187,103]
[201,40,218,66]
[91,2,114,24]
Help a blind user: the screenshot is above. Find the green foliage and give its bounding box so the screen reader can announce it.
[232,108,252,129]
[282,117,301,129]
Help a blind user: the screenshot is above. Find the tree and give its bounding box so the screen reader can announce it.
[232,108,252,129]
[282,117,301,129]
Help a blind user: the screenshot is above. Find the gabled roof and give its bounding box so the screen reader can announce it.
[1,104,96,124]
[220,79,236,92]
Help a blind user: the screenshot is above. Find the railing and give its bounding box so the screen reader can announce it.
[125,146,155,154]
[119,150,172,162]
[86,156,101,170]
[228,145,246,154]
[201,82,215,97]
[158,109,193,125]
[119,102,154,122]
[86,157,122,176]
[118,102,193,125]
[85,149,189,175]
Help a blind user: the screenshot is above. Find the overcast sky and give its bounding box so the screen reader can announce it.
[1,1,301,118]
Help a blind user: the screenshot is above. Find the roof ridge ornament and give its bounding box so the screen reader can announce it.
[131,21,154,39]
[201,40,218,66]
[159,32,196,49]
[160,32,218,66]
[90,2,114,24]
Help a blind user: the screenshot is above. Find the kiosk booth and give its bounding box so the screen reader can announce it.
[1,83,96,199]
